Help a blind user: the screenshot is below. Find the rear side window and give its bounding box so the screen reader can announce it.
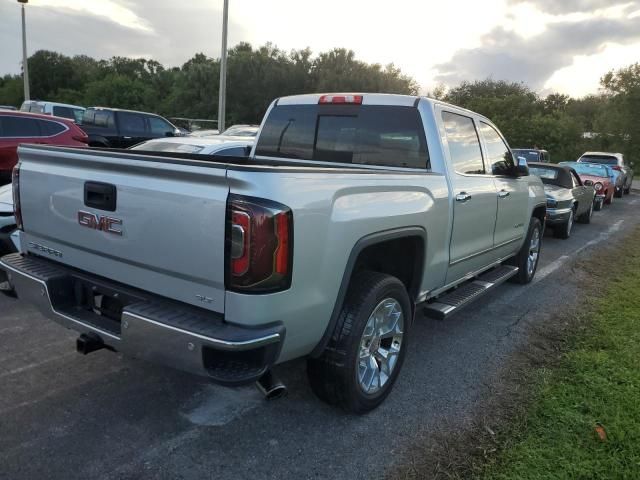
[39,120,66,136]
[478,122,515,175]
[94,111,115,128]
[255,104,429,169]
[0,116,41,137]
[82,109,96,125]
[118,112,146,135]
[441,111,484,174]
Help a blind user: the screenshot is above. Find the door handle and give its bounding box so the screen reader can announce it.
[123,136,132,140]
[455,192,472,202]
[498,190,510,199]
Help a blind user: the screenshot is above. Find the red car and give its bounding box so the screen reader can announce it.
[0,111,88,183]
[559,161,615,210]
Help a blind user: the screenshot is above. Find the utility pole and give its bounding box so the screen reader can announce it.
[18,0,30,101]
[217,0,229,133]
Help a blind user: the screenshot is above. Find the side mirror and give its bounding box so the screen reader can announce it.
[514,156,529,176]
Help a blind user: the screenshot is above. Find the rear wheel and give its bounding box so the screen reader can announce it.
[508,217,542,284]
[578,202,593,224]
[624,185,631,195]
[615,186,624,198]
[307,271,412,414]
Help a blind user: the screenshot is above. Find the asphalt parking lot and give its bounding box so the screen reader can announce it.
[1,193,639,480]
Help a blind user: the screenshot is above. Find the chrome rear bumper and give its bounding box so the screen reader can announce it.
[0,253,284,385]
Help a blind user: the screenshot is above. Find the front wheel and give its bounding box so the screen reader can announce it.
[507,217,542,284]
[554,208,574,239]
[578,202,593,224]
[307,271,412,414]
[594,198,603,211]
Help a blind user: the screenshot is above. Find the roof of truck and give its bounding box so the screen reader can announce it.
[274,93,492,122]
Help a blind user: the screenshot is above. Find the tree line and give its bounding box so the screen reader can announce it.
[0,43,638,163]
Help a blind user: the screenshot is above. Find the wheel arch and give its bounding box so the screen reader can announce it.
[310,227,426,357]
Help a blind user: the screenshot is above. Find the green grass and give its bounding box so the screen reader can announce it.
[481,246,640,479]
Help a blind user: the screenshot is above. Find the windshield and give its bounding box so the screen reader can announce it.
[529,166,558,180]
[223,126,258,137]
[580,155,618,166]
[513,149,540,162]
[563,162,609,178]
[131,141,205,154]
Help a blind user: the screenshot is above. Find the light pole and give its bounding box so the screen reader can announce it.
[217,0,229,133]
[18,0,30,101]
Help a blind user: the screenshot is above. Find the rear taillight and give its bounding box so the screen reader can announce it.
[226,195,293,292]
[612,166,622,171]
[318,94,363,105]
[12,164,23,231]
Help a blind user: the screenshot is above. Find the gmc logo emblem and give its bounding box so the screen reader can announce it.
[78,210,123,236]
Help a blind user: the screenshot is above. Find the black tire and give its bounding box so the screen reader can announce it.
[624,186,631,195]
[507,217,543,284]
[307,271,412,414]
[615,187,623,198]
[554,207,575,239]
[593,199,603,211]
[577,201,593,224]
[605,192,613,205]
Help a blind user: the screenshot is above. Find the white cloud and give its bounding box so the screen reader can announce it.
[30,0,152,31]
[544,41,640,96]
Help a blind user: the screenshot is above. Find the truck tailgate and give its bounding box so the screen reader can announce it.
[17,146,229,313]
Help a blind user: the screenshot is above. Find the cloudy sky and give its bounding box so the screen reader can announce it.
[1,0,639,97]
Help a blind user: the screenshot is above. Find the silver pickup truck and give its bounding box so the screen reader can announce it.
[1,93,546,413]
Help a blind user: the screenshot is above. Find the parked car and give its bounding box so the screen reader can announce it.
[578,151,634,197]
[0,106,17,111]
[222,124,259,137]
[528,162,595,238]
[0,182,16,289]
[130,136,253,156]
[80,107,183,149]
[0,111,89,184]
[1,93,546,413]
[189,129,221,137]
[20,100,85,123]
[513,148,550,163]
[559,161,616,209]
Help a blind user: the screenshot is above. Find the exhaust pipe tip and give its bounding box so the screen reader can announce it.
[256,370,287,401]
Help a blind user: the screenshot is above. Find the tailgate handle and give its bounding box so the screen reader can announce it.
[84,182,117,212]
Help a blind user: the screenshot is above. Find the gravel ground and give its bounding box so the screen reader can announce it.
[1,193,638,480]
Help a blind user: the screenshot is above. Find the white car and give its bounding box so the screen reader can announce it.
[130,135,253,156]
[20,100,85,123]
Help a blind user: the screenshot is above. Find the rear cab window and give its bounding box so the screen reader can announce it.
[255,104,430,169]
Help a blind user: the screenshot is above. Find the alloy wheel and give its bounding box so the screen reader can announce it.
[357,298,404,395]
[527,226,541,278]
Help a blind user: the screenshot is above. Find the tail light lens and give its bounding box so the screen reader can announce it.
[12,164,23,231]
[226,194,293,293]
[72,134,89,143]
[318,94,363,105]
